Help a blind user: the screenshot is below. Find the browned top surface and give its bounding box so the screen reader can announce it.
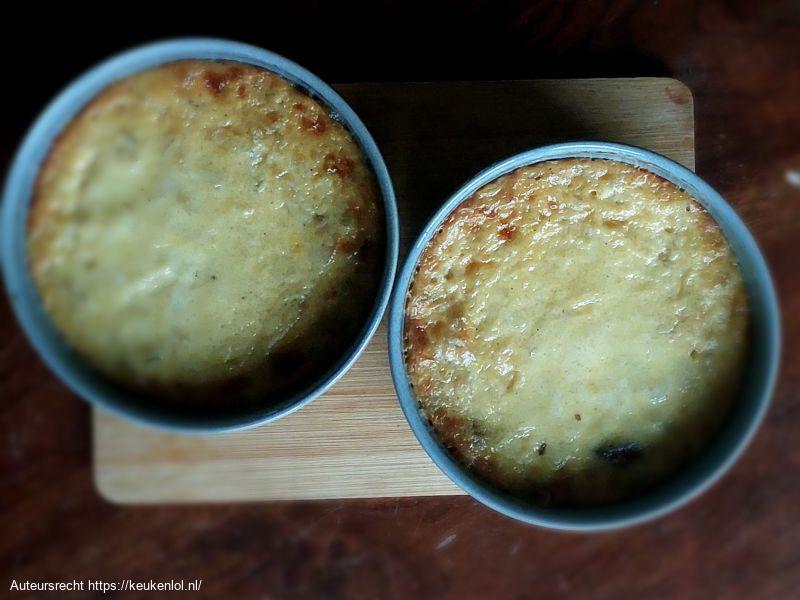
[405,158,748,507]
[2,2,800,598]
[30,60,382,406]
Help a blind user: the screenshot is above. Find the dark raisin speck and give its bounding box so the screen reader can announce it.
[595,442,643,466]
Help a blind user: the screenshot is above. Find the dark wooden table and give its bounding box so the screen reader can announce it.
[2,2,799,598]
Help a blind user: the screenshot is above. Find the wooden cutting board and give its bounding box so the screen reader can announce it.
[93,78,695,503]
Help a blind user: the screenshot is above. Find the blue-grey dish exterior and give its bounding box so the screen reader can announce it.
[1,39,399,433]
[388,142,780,531]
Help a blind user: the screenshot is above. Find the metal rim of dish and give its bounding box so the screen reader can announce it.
[388,141,781,531]
[0,38,399,433]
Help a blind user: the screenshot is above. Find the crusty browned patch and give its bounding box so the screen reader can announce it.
[335,238,357,254]
[602,217,626,229]
[465,259,496,277]
[323,153,355,178]
[406,320,429,352]
[202,66,244,95]
[299,113,328,135]
[478,204,497,218]
[498,223,517,240]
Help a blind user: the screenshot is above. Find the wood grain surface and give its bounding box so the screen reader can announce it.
[2,2,799,598]
[94,78,695,503]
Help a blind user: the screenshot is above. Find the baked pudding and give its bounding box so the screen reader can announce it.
[405,158,748,506]
[29,60,383,404]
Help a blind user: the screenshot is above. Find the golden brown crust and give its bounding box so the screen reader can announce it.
[29,60,383,404]
[405,158,748,506]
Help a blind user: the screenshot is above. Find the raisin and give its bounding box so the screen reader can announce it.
[595,442,643,466]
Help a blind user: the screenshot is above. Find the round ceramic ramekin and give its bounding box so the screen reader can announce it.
[1,38,399,433]
[388,141,780,531]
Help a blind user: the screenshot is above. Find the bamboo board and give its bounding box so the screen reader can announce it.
[94,78,695,503]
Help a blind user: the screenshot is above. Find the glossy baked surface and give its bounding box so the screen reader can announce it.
[29,60,382,402]
[405,158,748,506]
